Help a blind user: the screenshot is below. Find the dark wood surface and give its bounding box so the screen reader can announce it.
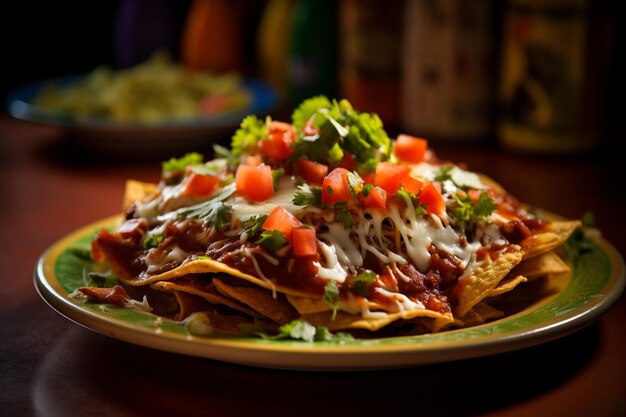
[1,115,625,417]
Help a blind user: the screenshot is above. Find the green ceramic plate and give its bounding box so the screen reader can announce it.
[35,215,625,371]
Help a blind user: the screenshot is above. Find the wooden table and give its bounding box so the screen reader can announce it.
[1,115,625,417]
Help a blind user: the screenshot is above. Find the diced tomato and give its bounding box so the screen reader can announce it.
[362,172,376,185]
[419,183,446,216]
[244,155,262,166]
[236,163,274,202]
[374,162,411,195]
[292,226,317,256]
[322,168,352,205]
[393,134,428,163]
[296,158,328,185]
[258,121,295,160]
[338,152,357,171]
[263,205,302,241]
[363,186,387,209]
[180,172,220,196]
[496,208,519,221]
[400,175,423,195]
[467,189,482,203]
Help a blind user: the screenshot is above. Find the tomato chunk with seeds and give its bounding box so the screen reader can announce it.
[258,121,295,160]
[393,134,428,163]
[322,168,352,205]
[236,163,273,202]
[180,172,220,196]
[363,186,387,209]
[263,205,303,241]
[375,162,411,195]
[400,175,423,195]
[419,183,446,216]
[293,226,317,256]
[296,158,328,185]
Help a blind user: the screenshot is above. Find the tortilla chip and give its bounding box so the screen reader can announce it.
[488,275,528,297]
[302,308,453,332]
[151,276,265,319]
[123,180,157,210]
[213,278,298,325]
[457,301,504,327]
[170,290,215,321]
[509,251,570,280]
[522,220,580,260]
[454,248,524,318]
[286,294,332,315]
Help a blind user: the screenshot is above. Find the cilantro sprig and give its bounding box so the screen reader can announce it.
[160,183,235,231]
[162,152,204,174]
[290,96,391,170]
[258,319,354,343]
[450,192,497,229]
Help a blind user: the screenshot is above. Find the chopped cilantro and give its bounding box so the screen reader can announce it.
[165,183,235,230]
[434,165,454,182]
[142,234,164,249]
[258,319,354,342]
[292,184,323,207]
[362,184,374,197]
[162,152,203,174]
[242,214,268,240]
[349,272,376,297]
[451,192,496,228]
[86,270,118,288]
[347,171,363,197]
[290,96,391,169]
[230,115,267,158]
[256,230,287,251]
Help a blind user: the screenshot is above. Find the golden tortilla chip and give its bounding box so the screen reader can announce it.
[509,251,570,280]
[488,275,528,297]
[213,278,298,325]
[151,277,265,319]
[123,180,157,210]
[302,307,453,332]
[522,220,580,260]
[454,249,524,318]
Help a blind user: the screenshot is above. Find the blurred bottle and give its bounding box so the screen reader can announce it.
[401,0,496,142]
[287,0,338,107]
[115,0,175,68]
[257,0,295,98]
[497,0,611,153]
[181,0,244,73]
[340,0,403,127]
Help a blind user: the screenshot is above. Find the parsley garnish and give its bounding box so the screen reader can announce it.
[242,214,268,240]
[231,115,267,158]
[258,319,354,342]
[162,183,235,230]
[349,272,376,297]
[142,234,164,249]
[451,192,496,228]
[290,97,391,169]
[292,184,323,207]
[162,152,203,174]
[256,230,287,251]
[434,165,454,182]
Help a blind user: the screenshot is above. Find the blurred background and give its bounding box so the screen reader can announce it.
[1,0,624,155]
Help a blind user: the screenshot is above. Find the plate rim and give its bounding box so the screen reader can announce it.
[34,215,626,371]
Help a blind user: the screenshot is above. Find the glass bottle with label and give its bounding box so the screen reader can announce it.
[401,0,496,142]
[497,0,610,153]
